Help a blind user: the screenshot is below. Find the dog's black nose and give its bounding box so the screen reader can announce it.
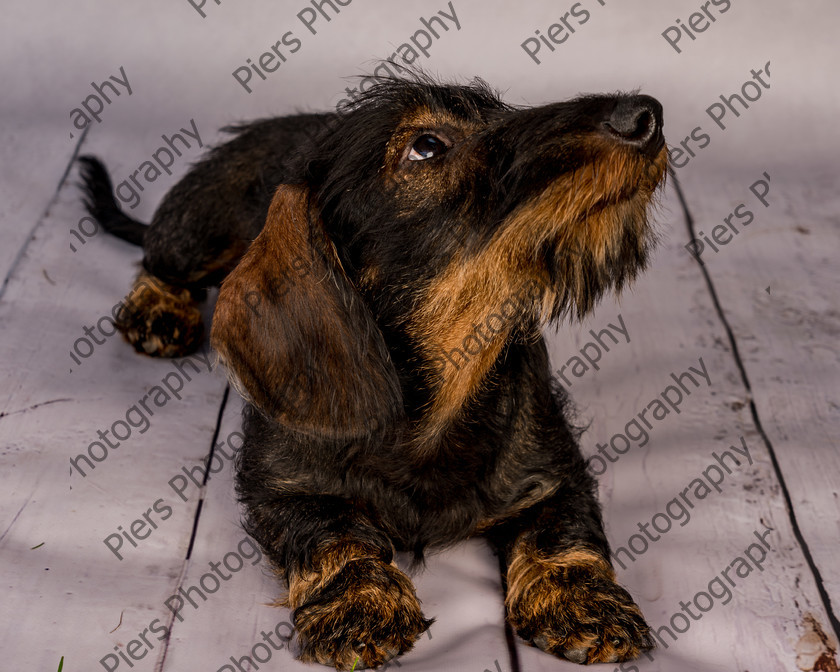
[602,95,664,158]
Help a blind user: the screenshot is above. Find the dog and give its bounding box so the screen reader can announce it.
[78,71,667,669]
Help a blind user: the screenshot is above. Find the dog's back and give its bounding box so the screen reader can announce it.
[78,112,335,355]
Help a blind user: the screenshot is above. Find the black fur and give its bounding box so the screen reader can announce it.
[78,156,147,246]
[79,71,666,668]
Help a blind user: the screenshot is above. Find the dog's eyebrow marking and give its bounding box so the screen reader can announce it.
[398,107,483,131]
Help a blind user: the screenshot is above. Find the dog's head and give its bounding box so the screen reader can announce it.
[211,72,668,443]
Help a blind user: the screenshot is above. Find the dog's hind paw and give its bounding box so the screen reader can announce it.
[292,558,432,670]
[115,271,205,358]
[506,545,653,664]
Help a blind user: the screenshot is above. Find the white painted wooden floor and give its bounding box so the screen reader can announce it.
[2,1,838,671]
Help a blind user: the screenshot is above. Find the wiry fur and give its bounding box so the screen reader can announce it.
[79,71,667,669]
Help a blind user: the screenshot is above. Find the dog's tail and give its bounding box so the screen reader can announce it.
[77,156,147,247]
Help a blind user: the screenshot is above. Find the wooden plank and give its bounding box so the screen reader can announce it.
[675,161,840,614]
[0,168,229,670]
[659,0,840,594]
[653,0,840,654]
[0,3,90,282]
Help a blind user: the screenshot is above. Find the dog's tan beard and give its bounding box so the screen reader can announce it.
[405,145,668,452]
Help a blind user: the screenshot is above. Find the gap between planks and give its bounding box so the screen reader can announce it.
[669,166,840,644]
[155,384,231,672]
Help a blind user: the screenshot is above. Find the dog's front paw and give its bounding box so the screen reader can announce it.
[292,557,432,670]
[506,544,653,664]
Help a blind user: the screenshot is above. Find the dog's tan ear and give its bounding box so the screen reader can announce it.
[211,184,403,439]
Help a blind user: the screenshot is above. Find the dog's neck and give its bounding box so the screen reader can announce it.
[402,245,553,454]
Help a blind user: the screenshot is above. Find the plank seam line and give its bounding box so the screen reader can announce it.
[0,124,90,302]
[155,383,231,672]
[669,167,840,643]
[0,489,35,546]
[496,545,522,672]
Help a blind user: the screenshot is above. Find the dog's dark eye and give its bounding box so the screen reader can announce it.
[408,134,447,161]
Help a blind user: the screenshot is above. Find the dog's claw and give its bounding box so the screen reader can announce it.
[563,647,589,664]
[532,635,549,651]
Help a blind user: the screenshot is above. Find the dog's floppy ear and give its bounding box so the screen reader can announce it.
[211,184,403,439]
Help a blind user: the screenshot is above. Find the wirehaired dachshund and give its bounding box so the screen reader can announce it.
[79,70,667,669]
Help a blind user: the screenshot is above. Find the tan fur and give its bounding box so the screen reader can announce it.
[183,238,250,284]
[285,539,391,609]
[287,549,429,670]
[211,184,402,439]
[408,144,668,448]
[507,541,616,604]
[506,538,651,663]
[115,270,204,357]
